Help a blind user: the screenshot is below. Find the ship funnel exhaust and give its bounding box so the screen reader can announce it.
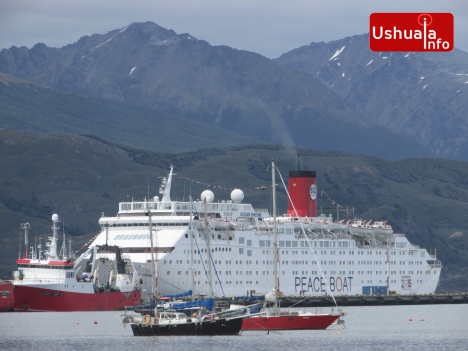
[287,170,317,217]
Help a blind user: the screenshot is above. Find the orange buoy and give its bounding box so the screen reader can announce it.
[420,318,424,321]
[409,318,413,321]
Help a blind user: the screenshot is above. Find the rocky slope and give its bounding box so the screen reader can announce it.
[274,34,468,160]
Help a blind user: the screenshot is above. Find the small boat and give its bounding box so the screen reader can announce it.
[12,215,141,312]
[0,280,14,312]
[208,217,231,230]
[309,215,331,231]
[328,219,349,232]
[348,219,373,235]
[371,221,393,235]
[130,310,245,336]
[241,309,341,331]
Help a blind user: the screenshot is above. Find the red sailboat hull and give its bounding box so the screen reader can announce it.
[241,313,340,330]
[13,286,141,312]
[0,281,14,312]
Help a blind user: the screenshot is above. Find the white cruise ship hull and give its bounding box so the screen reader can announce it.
[87,167,442,298]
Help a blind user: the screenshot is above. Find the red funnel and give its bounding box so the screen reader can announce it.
[287,171,317,217]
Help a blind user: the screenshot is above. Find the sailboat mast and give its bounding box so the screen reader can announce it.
[148,210,157,299]
[204,199,214,297]
[386,233,391,294]
[272,160,279,311]
[190,195,195,301]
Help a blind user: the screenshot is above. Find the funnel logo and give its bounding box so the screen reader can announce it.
[309,184,317,200]
[370,13,454,52]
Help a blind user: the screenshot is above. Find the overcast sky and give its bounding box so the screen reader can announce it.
[1,0,467,58]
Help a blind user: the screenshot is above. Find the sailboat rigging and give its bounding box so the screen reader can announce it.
[123,167,248,336]
[241,160,342,331]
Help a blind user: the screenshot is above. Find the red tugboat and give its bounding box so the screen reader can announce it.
[13,215,141,312]
[241,161,341,331]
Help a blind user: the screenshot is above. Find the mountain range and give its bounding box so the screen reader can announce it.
[0,21,445,160]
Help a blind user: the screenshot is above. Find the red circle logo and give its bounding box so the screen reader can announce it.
[418,14,433,27]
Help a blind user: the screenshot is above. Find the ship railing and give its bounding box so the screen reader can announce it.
[14,278,64,283]
[120,200,266,214]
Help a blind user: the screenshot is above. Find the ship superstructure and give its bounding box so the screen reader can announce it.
[89,167,442,298]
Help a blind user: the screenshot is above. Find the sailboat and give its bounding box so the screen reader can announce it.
[241,161,342,331]
[125,179,247,336]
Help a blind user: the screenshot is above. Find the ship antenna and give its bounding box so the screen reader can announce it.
[18,228,22,259]
[58,216,68,259]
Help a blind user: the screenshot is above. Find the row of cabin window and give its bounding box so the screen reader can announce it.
[102,222,189,229]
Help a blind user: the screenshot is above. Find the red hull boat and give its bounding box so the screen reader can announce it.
[13,285,140,312]
[241,312,340,331]
[0,280,14,312]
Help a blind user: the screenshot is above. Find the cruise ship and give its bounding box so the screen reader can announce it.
[87,166,442,298]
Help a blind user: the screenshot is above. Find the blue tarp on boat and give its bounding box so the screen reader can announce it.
[169,298,214,311]
[249,303,262,313]
[161,290,193,298]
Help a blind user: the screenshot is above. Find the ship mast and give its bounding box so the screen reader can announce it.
[159,166,174,203]
[46,214,60,260]
[21,222,30,259]
[386,233,391,294]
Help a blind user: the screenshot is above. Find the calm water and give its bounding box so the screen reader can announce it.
[1,304,467,351]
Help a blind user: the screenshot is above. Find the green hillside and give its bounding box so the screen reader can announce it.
[0,74,263,152]
[0,129,467,292]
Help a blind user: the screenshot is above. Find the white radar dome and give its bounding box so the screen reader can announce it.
[231,189,244,203]
[201,190,214,203]
[52,214,59,221]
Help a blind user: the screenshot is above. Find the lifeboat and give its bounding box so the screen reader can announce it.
[348,220,373,235]
[208,217,231,230]
[371,221,393,235]
[328,219,349,232]
[309,215,331,231]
